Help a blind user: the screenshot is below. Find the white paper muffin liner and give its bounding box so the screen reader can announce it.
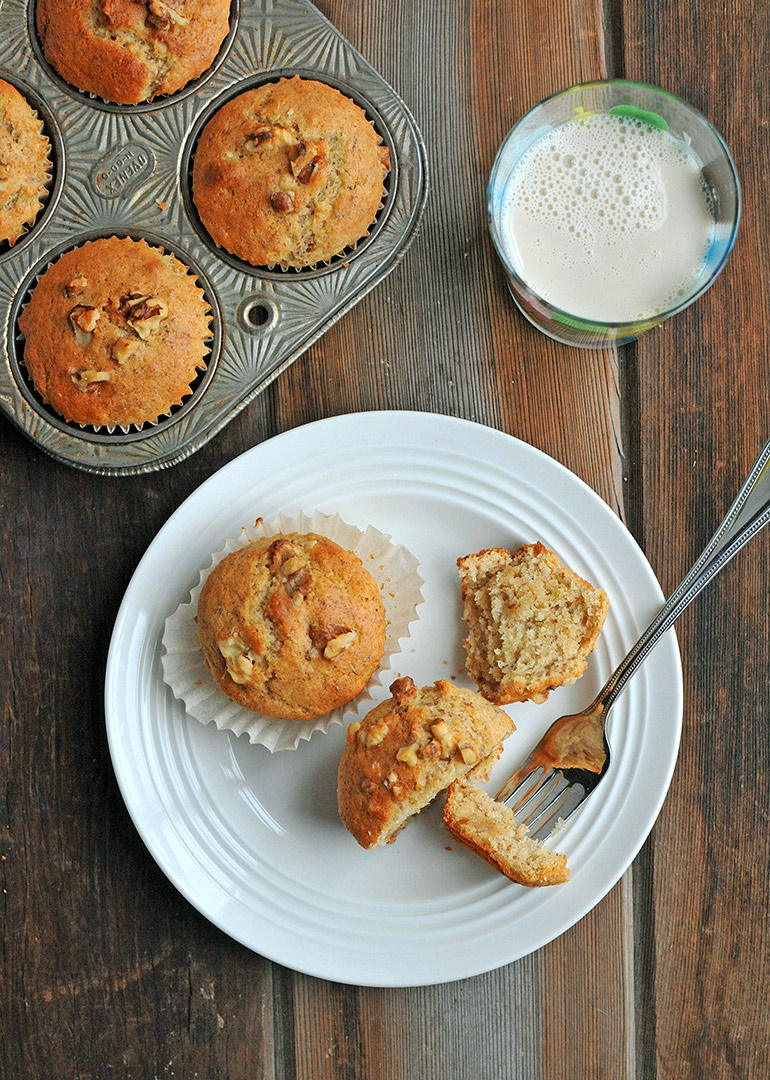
[161,510,424,751]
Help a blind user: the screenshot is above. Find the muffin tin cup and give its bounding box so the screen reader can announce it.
[0,71,61,260]
[12,228,221,437]
[0,0,428,474]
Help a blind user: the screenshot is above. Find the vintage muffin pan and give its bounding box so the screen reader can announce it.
[0,0,428,474]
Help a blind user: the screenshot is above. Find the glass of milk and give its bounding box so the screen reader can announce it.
[488,81,740,348]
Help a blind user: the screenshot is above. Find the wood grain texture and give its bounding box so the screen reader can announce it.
[621,2,770,1078]
[2,0,769,1077]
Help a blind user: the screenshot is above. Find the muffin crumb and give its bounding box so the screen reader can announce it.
[457,542,608,705]
[444,778,569,887]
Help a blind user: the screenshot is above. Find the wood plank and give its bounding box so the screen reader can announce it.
[622,0,770,1076]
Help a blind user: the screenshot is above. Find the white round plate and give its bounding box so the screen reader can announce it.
[105,411,682,986]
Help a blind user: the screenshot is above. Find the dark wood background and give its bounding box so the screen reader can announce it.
[3,1,769,1077]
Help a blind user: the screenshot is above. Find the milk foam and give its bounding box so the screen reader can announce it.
[502,112,714,322]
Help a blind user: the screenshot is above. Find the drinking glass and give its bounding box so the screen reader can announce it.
[487,80,741,348]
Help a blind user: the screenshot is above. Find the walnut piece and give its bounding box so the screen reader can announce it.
[101,1,120,27]
[228,653,254,684]
[112,337,141,365]
[119,293,169,340]
[270,191,296,213]
[290,142,327,185]
[217,635,247,659]
[278,551,309,597]
[217,635,256,685]
[64,275,88,298]
[323,630,357,660]
[71,369,110,391]
[147,0,189,30]
[246,125,296,154]
[244,125,278,153]
[280,556,306,579]
[396,744,419,767]
[430,718,454,754]
[296,156,324,184]
[456,741,478,766]
[70,305,101,335]
[359,719,388,749]
[284,566,310,598]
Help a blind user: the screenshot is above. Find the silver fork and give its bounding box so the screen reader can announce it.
[495,438,770,841]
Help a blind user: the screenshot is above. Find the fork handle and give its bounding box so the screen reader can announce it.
[593,438,770,716]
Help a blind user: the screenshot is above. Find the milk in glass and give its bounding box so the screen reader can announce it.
[500,112,715,323]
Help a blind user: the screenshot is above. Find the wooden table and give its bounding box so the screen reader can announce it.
[3,1,769,1076]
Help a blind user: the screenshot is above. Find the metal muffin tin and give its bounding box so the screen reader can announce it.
[0,0,428,475]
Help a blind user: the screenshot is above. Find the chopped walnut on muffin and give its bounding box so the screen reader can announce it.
[36,0,232,104]
[18,236,211,428]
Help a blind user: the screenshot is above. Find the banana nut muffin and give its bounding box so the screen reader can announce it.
[192,76,391,268]
[337,676,516,850]
[36,0,231,105]
[444,778,569,887]
[18,236,211,428]
[457,542,609,705]
[197,533,387,722]
[0,79,51,247]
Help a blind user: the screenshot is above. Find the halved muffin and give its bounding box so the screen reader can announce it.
[457,542,609,705]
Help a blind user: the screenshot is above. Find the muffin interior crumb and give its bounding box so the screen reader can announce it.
[444,779,569,886]
[458,543,608,704]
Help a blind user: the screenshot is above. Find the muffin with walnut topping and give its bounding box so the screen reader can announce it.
[192,75,391,268]
[0,79,52,247]
[337,676,516,850]
[196,533,387,721]
[18,235,211,428]
[36,0,231,105]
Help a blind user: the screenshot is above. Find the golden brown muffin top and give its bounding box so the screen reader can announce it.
[0,79,51,247]
[18,236,211,428]
[36,0,231,104]
[197,533,387,722]
[192,76,391,268]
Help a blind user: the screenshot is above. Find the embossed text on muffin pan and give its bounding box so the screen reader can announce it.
[0,0,428,474]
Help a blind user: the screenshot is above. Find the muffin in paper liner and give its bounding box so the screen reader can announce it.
[0,78,53,249]
[161,510,424,751]
[191,77,391,270]
[17,235,212,433]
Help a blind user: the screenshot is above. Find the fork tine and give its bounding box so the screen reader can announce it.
[495,758,546,803]
[526,780,588,841]
[496,763,550,812]
[513,771,570,825]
